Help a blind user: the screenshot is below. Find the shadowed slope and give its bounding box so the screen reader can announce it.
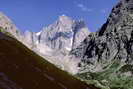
[0,32,99,89]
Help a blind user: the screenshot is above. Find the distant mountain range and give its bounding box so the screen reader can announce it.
[0,0,133,89]
[24,15,90,56]
[0,12,90,74]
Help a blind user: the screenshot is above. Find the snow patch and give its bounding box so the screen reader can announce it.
[36,31,42,36]
[65,37,73,51]
[65,47,71,51]
[35,40,39,44]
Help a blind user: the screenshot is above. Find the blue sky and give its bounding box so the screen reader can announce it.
[0,0,118,32]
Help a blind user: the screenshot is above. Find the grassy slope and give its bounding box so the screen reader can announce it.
[77,60,133,89]
[0,32,100,89]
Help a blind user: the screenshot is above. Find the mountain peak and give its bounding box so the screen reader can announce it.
[58,15,73,25]
[121,0,133,3]
[118,0,133,11]
[0,12,5,16]
[71,0,133,73]
[0,12,14,25]
[59,14,70,19]
[0,12,20,38]
[98,0,133,36]
[0,12,11,24]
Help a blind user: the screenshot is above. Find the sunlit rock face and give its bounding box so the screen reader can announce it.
[21,15,90,74]
[23,15,90,55]
[38,15,90,56]
[0,12,90,74]
[0,12,22,40]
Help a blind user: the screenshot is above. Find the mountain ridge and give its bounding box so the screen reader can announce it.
[70,0,133,89]
[71,0,133,71]
[0,30,100,89]
[0,13,90,74]
[1,0,133,88]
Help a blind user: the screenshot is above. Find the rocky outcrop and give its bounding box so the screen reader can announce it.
[0,12,21,39]
[71,0,133,88]
[71,0,133,72]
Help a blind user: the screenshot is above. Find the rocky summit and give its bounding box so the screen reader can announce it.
[0,12,22,39]
[23,15,90,73]
[1,0,133,88]
[37,15,90,56]
[0,13,90,73]
[71,0,133,71]
[70,0,133,89]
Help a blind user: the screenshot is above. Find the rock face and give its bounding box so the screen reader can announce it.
[24,15,90,56]
[71,0,133,72]
[22,15,90,73]
[38,15,90,56]
[70,0,133,88]
[0,12,90,74]
[23,30,38,49]
[0,12,21,39]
